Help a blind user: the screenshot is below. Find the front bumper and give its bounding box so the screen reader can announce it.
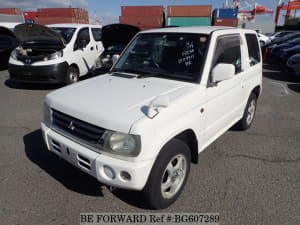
[9,62,69,83]
[41,122,153,190]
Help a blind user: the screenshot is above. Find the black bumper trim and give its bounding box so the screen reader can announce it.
[8,62,69,83]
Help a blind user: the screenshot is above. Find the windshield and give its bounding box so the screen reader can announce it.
[51,27,76,44]
[112,33,209,82]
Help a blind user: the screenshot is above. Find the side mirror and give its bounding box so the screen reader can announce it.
[211,63,235,83]
[112,54,120,65]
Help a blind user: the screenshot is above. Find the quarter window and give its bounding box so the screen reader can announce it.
[245,34,261,66]
[91,28,102,41]
[212,35,242,74]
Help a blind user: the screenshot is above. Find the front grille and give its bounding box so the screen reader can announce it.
[52,109,105,145]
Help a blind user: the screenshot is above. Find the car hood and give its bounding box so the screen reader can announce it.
[101,23,140,50]
[14,23,64,49]
[46,74,194,133]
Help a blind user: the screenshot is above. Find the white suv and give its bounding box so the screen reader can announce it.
[41,26,262,209]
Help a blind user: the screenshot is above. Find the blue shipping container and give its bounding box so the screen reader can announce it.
[213,8,238,19]
[25,19,34,23]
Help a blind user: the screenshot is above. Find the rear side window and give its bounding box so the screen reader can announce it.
[245,33,261,66]
[77,28,90,43]
[91,28,102,41]
[212,35,242,74]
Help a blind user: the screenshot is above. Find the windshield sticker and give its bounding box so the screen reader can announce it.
[178,41,195,67]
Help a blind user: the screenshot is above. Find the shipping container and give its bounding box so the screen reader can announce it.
[35,17,78,25]
[139,26,161,31]
[0,8,21,15]
[37,8,88,20]
[213,18,238,27]
[121,6,164,17]
[167,5,212,17]
[167,17,211,27]
[213,8,238,19]
[25,19,34,23]
[23,12,38,20]
[120,16,163,27]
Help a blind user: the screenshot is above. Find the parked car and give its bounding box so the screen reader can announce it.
[9,23,103,84]
[99,24,140,70]
[268,37,300,61]
[279,45,300,67]
[263,32,300,60]
[41,26,262,209]
[0,26,19,70]
[265,30,295,40]
[286,53,300,76]
[257,33,271,46]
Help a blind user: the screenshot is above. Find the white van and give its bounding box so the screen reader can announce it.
[9,23,103,84]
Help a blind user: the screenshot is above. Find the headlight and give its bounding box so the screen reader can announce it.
[100,131,141,157]
[10,49,18,60]
[43,103,51,126]
[44,51,63,61]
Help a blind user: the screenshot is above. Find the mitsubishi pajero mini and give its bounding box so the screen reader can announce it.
[41,26,262,209]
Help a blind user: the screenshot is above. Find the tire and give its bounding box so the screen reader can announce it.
[235,93,257,130]
[65,66,79,85]
[142,139,191,209]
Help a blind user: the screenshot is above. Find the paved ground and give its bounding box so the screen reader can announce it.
[0,66,299,225]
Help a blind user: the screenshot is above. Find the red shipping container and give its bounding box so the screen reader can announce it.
[35,17,77,25]
[139,26,161,31]
[23,12,38,20]
[167,5,212,17]
[0,8,21,15]
[121,6,164,17]
[120,16,163,27]
[213,18,238,27]
[37,8,76,18]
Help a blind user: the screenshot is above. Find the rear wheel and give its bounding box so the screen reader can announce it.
[235,93,257,130]
[65,66,79,85]
[142,139,191,209]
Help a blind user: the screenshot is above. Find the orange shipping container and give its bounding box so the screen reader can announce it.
[121,6,164,17]
[35,17,78,25]
[0,8,21,15]
[120,16,163,27]
[167,5,212,17]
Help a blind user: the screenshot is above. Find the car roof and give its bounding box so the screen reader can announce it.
[47,23,102,29]
[140,26,256,35]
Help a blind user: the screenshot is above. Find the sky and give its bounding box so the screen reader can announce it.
[0,0,291,25]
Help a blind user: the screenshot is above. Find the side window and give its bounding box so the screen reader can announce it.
[212,35,242,74]
[74,27,90,50]
[91,28,102,41]
[245,33,261,66]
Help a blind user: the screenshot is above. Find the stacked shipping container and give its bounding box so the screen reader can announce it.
[0,8,21,15]
[35,8,89,25]
[119,6,164,30]
[213,8,238,27]
[167,5,212,27]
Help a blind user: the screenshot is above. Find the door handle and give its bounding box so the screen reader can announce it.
[90,47,94,51]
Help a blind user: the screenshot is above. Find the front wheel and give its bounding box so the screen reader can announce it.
[65,66,79,85]
[235,93,257,130]
[142,139,191,209]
